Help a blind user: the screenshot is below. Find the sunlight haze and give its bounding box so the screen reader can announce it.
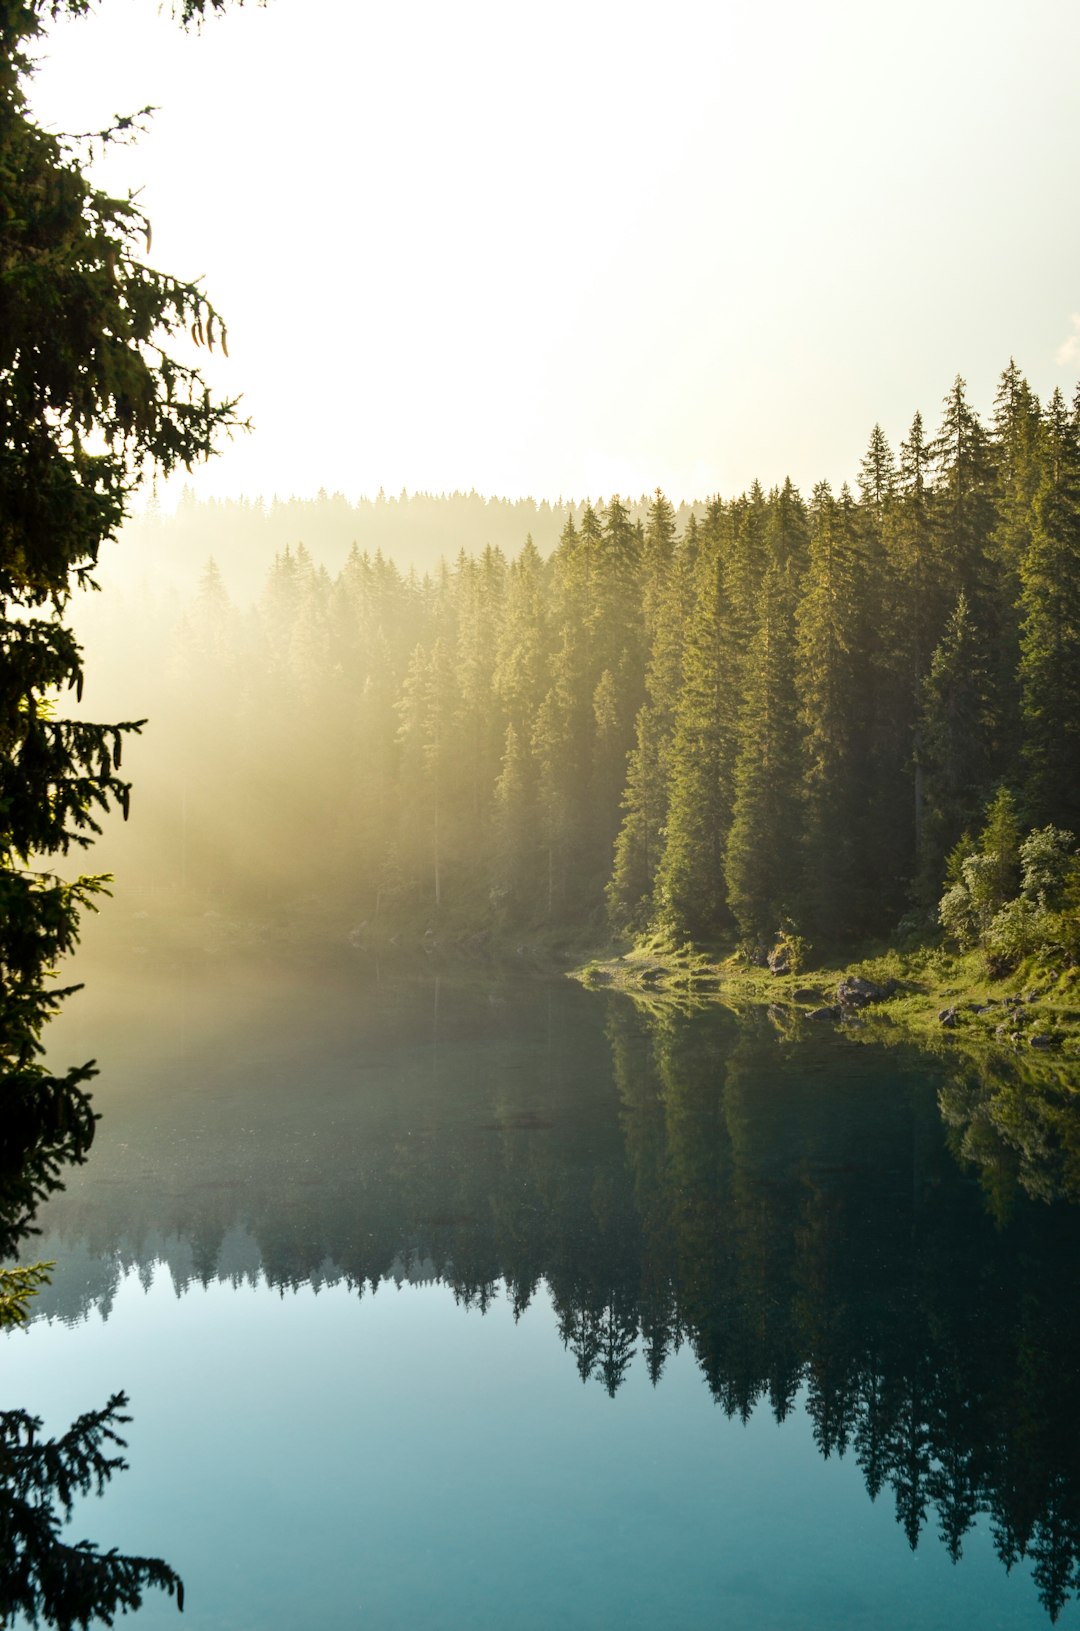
[29,0,1080,506]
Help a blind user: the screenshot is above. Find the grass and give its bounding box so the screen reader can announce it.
[572,936,1080,1076]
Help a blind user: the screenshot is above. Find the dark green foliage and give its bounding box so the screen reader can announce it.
[0,1391,184,1629]
[653,517,739,940]
[94,361,1080,953]
[1019,390,1080,830]
[1,0,244,1121]
[796,483,871,936]
[918,592,995,898]
[724,560,802,940]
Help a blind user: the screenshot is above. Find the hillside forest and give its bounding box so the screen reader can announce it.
[86,363,1080,957]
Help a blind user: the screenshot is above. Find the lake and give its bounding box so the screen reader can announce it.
[6,946,1080,1629]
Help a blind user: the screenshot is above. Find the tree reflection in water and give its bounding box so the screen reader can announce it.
[16,971,1080,1624]
[0,1076,183,1628]
[608,1006,1080,1622]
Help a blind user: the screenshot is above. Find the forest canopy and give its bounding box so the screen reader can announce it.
[96,363,1080,959]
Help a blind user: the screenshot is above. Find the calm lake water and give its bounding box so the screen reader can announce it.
[7,948,1080,1629]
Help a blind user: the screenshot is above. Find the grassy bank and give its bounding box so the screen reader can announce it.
[574,936,1080,1067]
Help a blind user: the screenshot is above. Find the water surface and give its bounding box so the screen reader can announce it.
[7,950,1080,1628]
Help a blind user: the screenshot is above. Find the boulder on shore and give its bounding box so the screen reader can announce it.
[836,975,899,1010]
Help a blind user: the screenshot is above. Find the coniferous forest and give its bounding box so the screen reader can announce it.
[102,363,1080,959]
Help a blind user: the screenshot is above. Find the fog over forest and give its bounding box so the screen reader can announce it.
[73,362,1080,970]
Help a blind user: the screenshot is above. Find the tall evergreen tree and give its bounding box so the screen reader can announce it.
[653,521,740,942]
[609,516,694,931]
[725,561,802,942]
[919,592,994,895]
[796,483,871,936]
[1018,390,1080,830]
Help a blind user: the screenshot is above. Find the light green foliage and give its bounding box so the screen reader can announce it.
[938,789,1020,947]
[1019,825,1077,905]
[977,785,1022,905]
[0,1259,51,1328]
[982,894,1046,967]
[96,360,1080,955]
[940,811,1080,971]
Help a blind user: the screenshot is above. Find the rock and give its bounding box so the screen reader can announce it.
[747,944,769,969]
[808,1005,842,1022]
[767,943,792,975]
[793,987,822,1004]
[1030,1033,1059,1050]
[836,976,899,1010]
[938,1007,958,1027]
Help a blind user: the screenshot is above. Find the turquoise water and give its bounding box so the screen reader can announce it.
[6,952,1080,1628]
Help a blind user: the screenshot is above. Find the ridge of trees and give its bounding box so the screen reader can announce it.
[125,362,1080,957]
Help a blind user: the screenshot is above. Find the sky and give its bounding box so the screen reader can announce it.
[28,0,1080,509]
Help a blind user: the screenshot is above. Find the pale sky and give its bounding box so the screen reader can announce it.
[29,0,1080,508]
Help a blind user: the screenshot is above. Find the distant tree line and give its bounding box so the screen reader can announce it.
[121,489,697,601]
[133,362,1080,950]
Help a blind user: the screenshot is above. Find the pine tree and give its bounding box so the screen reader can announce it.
[796,483,871,936]
[608,516,694,931]
[493,722,541,915]
[397,639,460,911]
[991,360,1043,576]
[724,482,769,662]
[641,489,678,647]
[919,592,994,895]
[930,377,997,617]
[454,545,507,835]
[858,423,897,514]
[1018,389,1080,829]
[887,411,949,871]
[653,522,740,942]
[724,561,802,943]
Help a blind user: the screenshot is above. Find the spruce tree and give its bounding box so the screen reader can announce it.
[1018,389,1080,829]
[609,516,693,931]
[919,592,993,895]
[724,561,802,943]
[796,483,870,936]
[653,522,740,943]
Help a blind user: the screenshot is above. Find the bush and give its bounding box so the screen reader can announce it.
[1019,827,1077,907]
[939,876,980,948]
[984,896,1048,969]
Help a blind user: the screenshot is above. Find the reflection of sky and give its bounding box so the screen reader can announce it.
[3,1269,1051,1631]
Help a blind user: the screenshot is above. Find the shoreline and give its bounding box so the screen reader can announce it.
[572,939,1080,1076]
